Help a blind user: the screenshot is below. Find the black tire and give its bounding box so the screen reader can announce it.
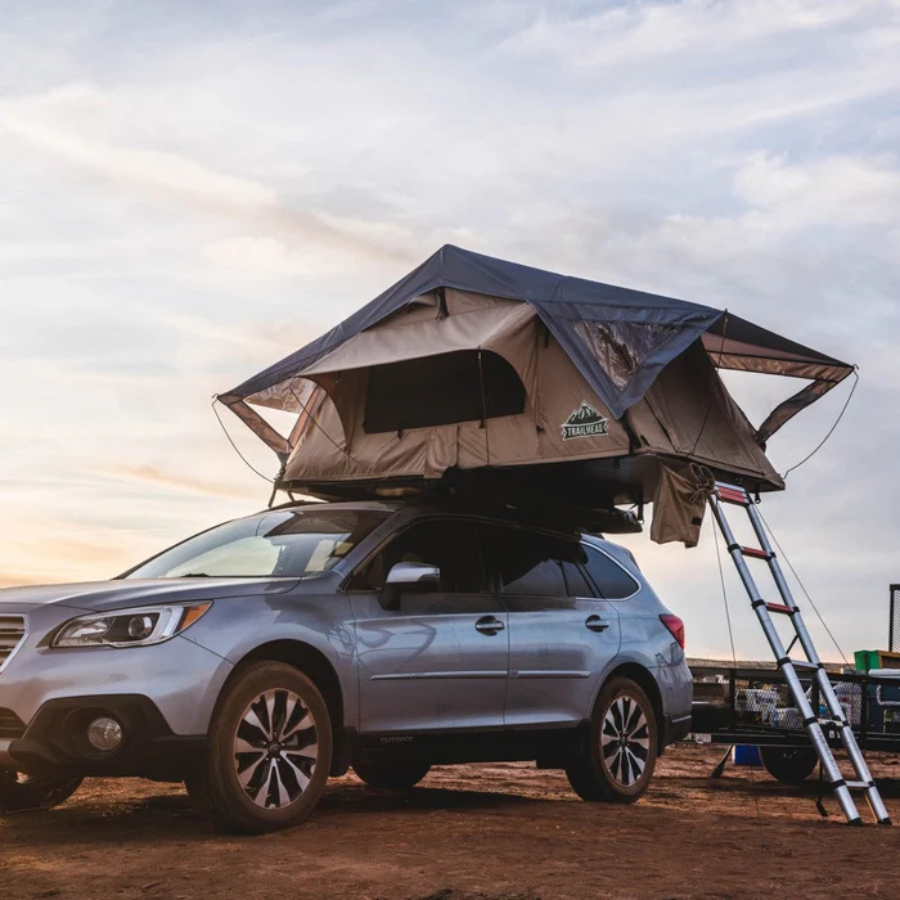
[0,769,83,813]
[759,746,818,785]
[353,759,431,790]
[186,661,332,834]
[566,676,658,803]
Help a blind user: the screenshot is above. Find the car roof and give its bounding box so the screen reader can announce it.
[260,498,613,543]
[252,499,403,516]
[246,498,636,553]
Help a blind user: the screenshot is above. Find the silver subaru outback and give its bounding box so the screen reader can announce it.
[0,501,692,832]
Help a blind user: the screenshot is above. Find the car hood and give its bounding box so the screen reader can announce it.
[0,577,301,613]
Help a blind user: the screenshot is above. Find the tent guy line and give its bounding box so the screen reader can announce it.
[780,368,859,481]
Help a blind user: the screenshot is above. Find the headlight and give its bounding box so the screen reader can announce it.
[51,602,212,649]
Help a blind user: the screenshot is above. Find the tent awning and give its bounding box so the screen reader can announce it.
[701,312,853,444]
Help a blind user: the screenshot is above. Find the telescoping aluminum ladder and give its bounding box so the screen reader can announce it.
[709,481,891,826]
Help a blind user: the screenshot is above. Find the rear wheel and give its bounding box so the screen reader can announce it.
[759,746,818,785]
[0,769,82,812]
[354,759,431,790]
[186,662,332,834]
[566,676,658,803]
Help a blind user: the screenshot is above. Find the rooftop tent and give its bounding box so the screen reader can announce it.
[218,245,853,544]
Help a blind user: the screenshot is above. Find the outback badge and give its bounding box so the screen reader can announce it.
[561,401,609,441]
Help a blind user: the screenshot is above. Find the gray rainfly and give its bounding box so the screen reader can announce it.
[0,247,853,833]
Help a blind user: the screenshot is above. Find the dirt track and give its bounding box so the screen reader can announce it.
[3,745,900,900]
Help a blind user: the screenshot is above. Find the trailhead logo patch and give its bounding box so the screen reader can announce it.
[561,401,609,441]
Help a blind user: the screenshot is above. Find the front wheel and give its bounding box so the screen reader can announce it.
[354,759,431,790]
[186,662,332,834]
[566,676,658,803]
[0,769,83,812]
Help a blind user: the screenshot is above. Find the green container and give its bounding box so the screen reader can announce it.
[853,649,900,671]
[855,650,881,672]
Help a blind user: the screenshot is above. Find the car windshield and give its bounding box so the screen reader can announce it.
[124,508,390,580]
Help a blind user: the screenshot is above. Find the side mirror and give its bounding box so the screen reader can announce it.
[380,562,441,610]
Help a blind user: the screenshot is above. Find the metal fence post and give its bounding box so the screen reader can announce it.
[891,584,900,652]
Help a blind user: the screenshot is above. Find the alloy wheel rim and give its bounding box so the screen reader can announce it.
[600,694,650,787]
[233,689,318,810]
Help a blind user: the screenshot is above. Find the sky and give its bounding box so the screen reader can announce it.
[1,0,899,660]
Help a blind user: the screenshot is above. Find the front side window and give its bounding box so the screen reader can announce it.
[350,518,486,593]
[124,509,390,579]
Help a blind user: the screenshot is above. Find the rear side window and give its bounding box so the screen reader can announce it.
[503,556,567,597]
[583,545,639,599]
[561,560,594,598]
[486,525,590,598]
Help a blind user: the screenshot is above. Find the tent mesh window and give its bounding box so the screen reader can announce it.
[891,584,900,652]
[363,350,526,434]
[574,320,684,389]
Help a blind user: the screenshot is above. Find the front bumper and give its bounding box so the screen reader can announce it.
[0,615,233,775]
[2,694,207,777]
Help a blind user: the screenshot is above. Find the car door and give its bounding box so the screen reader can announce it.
[482,524,621,728]
[348,516,509,734]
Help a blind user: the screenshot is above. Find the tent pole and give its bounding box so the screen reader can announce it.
[477,349,491,466]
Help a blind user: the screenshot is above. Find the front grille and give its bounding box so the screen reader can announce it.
[0,707,26,739]
[0,615,27,672]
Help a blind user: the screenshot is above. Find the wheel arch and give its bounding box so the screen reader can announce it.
[603,663,666,754]
[228,640,350,775]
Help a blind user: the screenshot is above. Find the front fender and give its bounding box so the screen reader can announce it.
[179,593,358,729]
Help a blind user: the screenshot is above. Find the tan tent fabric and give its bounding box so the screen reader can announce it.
[282,290,644,486]
[650,461,716,548]
[217,395,292,458]
[630,342,781,486]
[280,299,779,502]
[301,297,535,379]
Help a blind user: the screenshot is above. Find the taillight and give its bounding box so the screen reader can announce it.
[660,613,685,649]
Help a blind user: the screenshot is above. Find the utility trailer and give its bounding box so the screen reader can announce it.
[690,663,900,784]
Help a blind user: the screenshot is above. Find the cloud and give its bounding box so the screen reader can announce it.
[501,0,884,68]
[0,85,415,268]
[201,235,340,279]
[96,464,260,500]
[1,86,276,205]
[0,517,168,586]
[735,152,900,228]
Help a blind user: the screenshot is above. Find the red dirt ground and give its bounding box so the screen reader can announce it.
[3,745,900,899]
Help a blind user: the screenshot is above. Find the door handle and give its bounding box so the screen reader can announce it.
[585,614,610,633]
[475,615,505,636]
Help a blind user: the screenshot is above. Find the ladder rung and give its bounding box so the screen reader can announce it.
[789,660,819,670]
[715,487,749,505]
[740,546,772,560]
[766,603,795,615]
[845,781,874,790]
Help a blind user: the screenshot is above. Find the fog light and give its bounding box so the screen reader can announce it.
[86,716,123,752]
